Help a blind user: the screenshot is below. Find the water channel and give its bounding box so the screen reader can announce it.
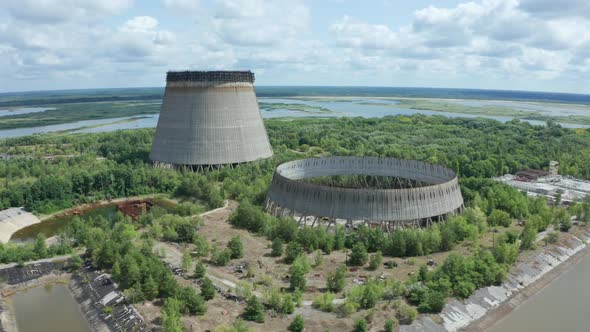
[11,284,91,332]
[489,250,590,332]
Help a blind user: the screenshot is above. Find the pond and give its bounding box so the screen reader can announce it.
[10,198,176,242]
[11,284,91,332]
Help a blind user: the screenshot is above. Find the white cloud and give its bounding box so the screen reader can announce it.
[2,0,134,23]
[212,0,310,46]
[519,0,590,19]
[162,0,200,12]
[331,16,398,49]
[123,16,159,32]
[328,0,590,87]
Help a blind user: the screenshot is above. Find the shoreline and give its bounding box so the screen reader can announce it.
[465,240,590,331]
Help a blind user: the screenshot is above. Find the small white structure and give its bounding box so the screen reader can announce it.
[0,207,41,243]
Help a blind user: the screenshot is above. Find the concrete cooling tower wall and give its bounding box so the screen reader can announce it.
[266,157,464,228]
[150,71,273,168]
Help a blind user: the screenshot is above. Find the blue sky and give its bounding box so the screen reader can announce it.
[1,0,589,93]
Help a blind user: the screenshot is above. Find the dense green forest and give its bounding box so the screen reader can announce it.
[1,115,589,213]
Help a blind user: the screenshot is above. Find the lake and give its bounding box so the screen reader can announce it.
[489,250,590,332]
[11,284,91,332]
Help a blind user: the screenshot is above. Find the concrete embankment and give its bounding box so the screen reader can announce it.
[0,208,41,243]
[401,229,590,332]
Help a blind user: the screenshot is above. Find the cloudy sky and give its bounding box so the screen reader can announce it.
[1,0,589,93]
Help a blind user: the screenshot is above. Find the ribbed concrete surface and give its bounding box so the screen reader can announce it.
[150,75,272,166]
[267,157,464,222]
[0,207,41,243]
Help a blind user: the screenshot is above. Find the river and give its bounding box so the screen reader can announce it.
[489,250,590,332]
[11,284,91,332]
[1,98,589,139]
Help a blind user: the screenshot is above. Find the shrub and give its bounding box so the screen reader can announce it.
[396,303,417,325]
[312,292,336,312]
[546,231,559,244]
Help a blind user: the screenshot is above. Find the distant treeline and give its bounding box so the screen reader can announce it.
[0,95,163,107]
[2,86,590,107]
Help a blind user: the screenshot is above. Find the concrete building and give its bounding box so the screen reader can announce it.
[150,70,273,169]
[266,157,464,230]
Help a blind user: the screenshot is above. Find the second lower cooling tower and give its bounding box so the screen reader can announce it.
[150,70,273,167]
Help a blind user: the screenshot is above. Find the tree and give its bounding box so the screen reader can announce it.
[271,238,283,257]
[289,255,311,291]
[194,260,207,279]
[228,236,244,259]
[326,264,347,293]
[69,254,83,271]
[368,251,383,270]
[178,286,206,315]
[217,319,251,332]
[162,298,183,332]
[488,209,512,227]
[212,248,232,266]
[282,294,295,314]
[201,277,216,300]
[348,243,368,266]
[142,275,159,301]
[182,250,192,272]
[520,221,537,250]
[556,209,572,231]
[193,235,210,257]
[34,233,47,258]
[288,315,305,332]
[396,303,418,325]
[314,249,323,267]
[285,242,304,264]
[243,295,265,323]
[353,319,367,332]
[384,319,397,332]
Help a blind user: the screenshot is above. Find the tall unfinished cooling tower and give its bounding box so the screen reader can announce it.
[150,71,273,169]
